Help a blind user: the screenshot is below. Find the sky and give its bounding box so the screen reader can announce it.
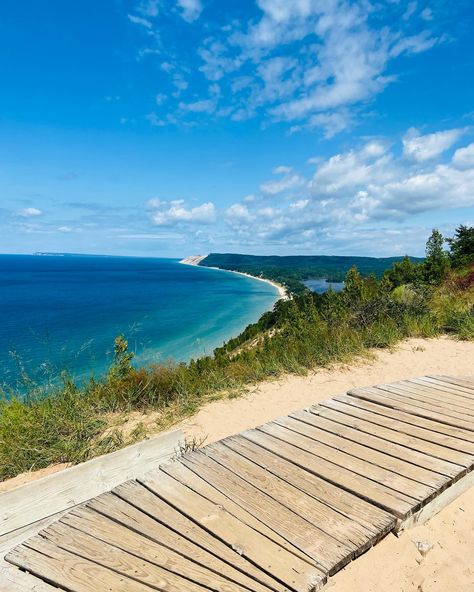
[1,0,474,258]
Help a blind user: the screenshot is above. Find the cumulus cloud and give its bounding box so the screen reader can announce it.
[452,143,474,169]
[214,128,474,253]
[148,198,215,225]
[402,127,464,162]
[17,207,43,217]
[226,203,255,224]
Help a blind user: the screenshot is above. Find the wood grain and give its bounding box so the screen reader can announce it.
[0,429,182,537]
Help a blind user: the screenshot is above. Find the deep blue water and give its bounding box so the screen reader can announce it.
[0,255,279,386]
[304,278,345,294]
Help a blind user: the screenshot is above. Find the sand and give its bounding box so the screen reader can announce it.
[331,485,474,591]
[2,335,473,590]
[179,255,289,300]
[181,336,474,445]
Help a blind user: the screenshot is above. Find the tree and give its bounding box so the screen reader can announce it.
[446,225,474,269]
[423,229,450,283]
[343,266,365,304]
[384,255,420,288]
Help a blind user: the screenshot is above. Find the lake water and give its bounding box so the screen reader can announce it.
[304,278,345,294]
[0,255,279,386]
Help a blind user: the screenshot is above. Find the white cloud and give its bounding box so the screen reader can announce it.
[260,168,305,195]
[179,98,216,114]
[128,14,153,29]
[311,141,392,195]
[226,203,255,223]
[220,129,474,253]
[17,207,43,218]
[403,127,464,161]
[290,111,354,138]
[452,143,474,169]
[257,206,280,218]
[273,165,292,174]
[403,2,418,21]
[133,0,444,136]
[177,0,202,23]
[148,198,215,225]
[136,0,160,17]
[421,8,434,21]
[308,134,474,223]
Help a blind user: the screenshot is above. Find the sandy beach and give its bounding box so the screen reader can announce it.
[179,255,289,300]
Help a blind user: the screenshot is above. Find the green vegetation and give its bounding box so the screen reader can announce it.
[1,227,472,481]
[200,253,424,293]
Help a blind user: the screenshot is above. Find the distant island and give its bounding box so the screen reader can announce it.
[190,252,424,294]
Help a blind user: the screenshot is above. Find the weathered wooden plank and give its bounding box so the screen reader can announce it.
[330,394,474,451]
[389,381,474,411]
[280,412,451,489]
[41,522,215,592]
[0,561,59,592]
[195,443,384,561]
[0,511,69,560]
[222,435,395,536]
[403,378,474,402]
[140,469,326,591]
[0,429,182,537]
[376,383,474,416]
[161,458,316,568]
[241,428,415,518]
[433,375,474,391]
[6,537,155,592]
[181,448,357,573]
[56,507,255,592]
[348,388,474,435]
[111,482,282,592]
[258,422,431,504]
[86,493,271,592]
[421,376,474,395]
[367,386,474,424]
[311,402,473,470]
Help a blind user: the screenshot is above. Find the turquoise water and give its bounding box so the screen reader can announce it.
[0,255,279,386]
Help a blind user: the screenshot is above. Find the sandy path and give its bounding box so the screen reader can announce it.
[181,336,474,444]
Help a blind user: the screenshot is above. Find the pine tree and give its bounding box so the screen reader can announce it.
[446,225,474,269]
[423,229,450,283]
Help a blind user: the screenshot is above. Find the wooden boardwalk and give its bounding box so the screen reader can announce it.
[3,375,474,591]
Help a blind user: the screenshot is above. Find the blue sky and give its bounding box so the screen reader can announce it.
[1,0,473,257]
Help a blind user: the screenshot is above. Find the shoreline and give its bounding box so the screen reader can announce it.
[179,255,289,301]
